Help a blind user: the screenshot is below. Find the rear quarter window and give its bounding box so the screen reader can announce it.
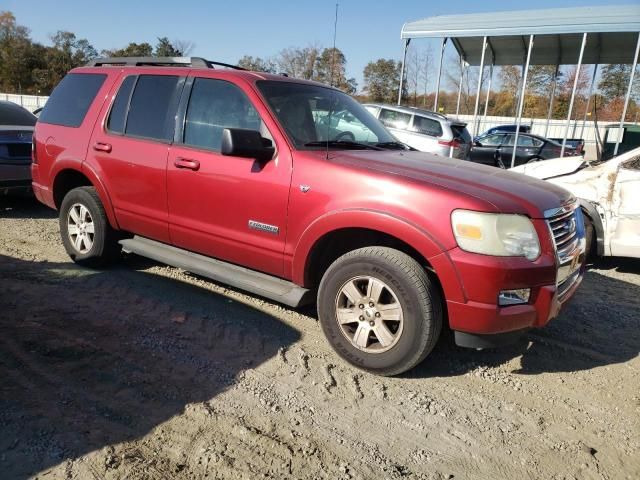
[412,116,443,137]
[39,73,107,128]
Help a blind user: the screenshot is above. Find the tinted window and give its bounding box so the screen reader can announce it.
[412,116,443,137]
[378,109,411,130]
[452,125,471,143]
[479,134,504,146]
[39,73,106,128]
[504,134,541,147]
[107,75,136,134]
[0,102,36,126]
[183,78,262,151]
[126,75,182,141]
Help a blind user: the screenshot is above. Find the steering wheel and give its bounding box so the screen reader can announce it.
[333,131,355,142]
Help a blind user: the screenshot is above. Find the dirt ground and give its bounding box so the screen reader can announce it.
[1,196,639,480]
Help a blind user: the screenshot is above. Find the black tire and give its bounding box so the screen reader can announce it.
[317,247,443,376]
[582,211,596,260]
[59,186,121,267]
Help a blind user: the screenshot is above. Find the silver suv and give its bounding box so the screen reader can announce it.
[364,104,471,160]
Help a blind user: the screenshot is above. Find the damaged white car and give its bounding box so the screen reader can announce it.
[511,147,640,259]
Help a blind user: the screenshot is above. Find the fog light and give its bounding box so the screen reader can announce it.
[498,288,531,306]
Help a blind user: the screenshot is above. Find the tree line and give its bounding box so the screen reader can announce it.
[1,10,637,123]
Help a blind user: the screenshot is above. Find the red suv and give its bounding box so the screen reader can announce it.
[32,57,586,376]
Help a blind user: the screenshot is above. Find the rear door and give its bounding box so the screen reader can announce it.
[88,72,185,242]
[498,134,541,167]
[609,156,640,258]
[166,74,292,277]
[409,115,442,153]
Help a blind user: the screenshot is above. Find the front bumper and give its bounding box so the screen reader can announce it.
[434,206,586,347]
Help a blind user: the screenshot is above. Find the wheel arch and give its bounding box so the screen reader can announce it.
[292,210,451,289]
[579,199,605,256]
[52,165,119,229]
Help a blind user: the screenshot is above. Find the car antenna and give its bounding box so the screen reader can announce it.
[326,2,339,160]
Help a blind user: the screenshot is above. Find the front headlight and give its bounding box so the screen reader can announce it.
[451,210,540,260]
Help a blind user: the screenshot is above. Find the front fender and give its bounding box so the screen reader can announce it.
[291,208,449,285]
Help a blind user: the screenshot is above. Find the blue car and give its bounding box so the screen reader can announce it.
[0,101,36,195]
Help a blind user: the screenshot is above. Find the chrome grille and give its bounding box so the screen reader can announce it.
[545,202,586,298]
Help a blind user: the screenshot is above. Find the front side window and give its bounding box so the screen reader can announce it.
[39,73,106,128]
[378,109,411,130]
[257,81,395,149]
[183,78,264,151]
[412,116,443,137]
[125,75,182,141]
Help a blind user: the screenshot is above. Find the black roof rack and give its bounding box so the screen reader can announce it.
[86,57,245,70]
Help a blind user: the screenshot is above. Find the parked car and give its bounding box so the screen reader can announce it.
[32,106,44,117]
[470,132,577,168]
[511,147,640,259]
[363,104,471,159]
[33,57,586,376]
[549,137,585,156]
[476,124,531,138]
[0,100,36,196]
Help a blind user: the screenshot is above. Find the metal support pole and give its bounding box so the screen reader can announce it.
[397,38,410,105]
[614,32,640,156]
[472,36,487,137]
[511,35,534,168]
[433,37,447,112]
[561,33,588,158]
[455,56,464,116]
[544,63,560,138]
[482,61,494,129]
[579,63,599,140]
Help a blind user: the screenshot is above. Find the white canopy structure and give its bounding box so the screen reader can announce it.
[397,5,640,165]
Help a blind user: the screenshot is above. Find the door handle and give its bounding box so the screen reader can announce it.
[174,157,200,171]
[93,142,112,153]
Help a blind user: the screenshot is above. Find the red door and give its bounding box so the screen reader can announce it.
[167,75,292,277]
[87,71,185,242]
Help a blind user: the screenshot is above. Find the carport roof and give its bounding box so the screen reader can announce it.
[400,5,640,66]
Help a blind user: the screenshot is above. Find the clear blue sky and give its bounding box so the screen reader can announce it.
[5,0,637,91]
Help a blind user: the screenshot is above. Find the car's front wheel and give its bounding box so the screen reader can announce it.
[59,186,121,267]
[317,247,443,376]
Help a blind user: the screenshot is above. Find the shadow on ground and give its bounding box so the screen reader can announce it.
[0,194,56,220]
[0,254,300,479]
[409,258,640,379]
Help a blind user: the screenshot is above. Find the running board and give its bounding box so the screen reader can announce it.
[119,236,313,308]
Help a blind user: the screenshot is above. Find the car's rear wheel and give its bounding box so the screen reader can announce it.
[527,156,543,163]
[317,247,442,376]
[59,186,121,267]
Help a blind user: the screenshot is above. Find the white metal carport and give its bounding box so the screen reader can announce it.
[398,5,640,166]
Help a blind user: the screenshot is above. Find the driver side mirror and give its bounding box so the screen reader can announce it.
[473,140,482,147]
[221,128,275,164]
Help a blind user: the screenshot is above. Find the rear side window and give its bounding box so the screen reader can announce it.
[451,125,471,143]
[379,109,411,130]
[0,103,36,126]
[39,73,106,127]
[125,75,182,141]
[412,116,443,137]
[107,75,136,134]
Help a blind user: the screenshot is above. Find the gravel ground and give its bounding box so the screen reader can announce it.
[1,196,639,480]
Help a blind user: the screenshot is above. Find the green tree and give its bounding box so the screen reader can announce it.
[314,47,357,93]
[0,11,45,94]
[598,64,640,100]
[103,42,153,57]
[363,59,401,104]
[237,55,276,73]
[154,37,182,57]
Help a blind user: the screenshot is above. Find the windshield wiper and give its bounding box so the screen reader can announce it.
[304,140,384,151]
[375,141,411,150]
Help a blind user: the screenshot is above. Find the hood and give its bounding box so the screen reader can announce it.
[322,150,574,218]
[510,156,587,180]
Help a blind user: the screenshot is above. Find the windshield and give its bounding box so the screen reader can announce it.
[256,81,397,149]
